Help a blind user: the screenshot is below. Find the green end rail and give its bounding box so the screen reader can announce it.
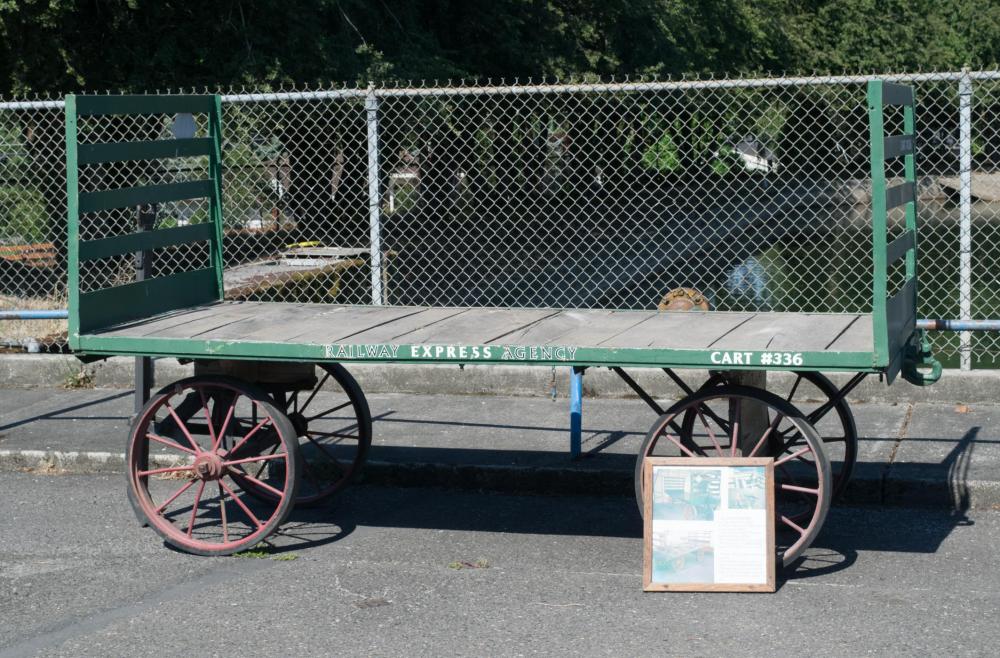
[867,80,919,383]
[65,94,226,343]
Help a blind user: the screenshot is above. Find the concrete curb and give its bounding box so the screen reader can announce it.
[3,354,1000,404]
[2,448,995,510]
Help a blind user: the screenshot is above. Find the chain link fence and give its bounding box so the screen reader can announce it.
[2,71,999,367]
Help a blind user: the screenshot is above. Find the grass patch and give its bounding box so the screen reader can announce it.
[232,549,298,561]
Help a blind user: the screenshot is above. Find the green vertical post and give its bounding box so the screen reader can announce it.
[208,94,226,299]
[65,95,80,347]
[867,81,889,368]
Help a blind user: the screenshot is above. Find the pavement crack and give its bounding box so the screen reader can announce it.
[880,403,914,504]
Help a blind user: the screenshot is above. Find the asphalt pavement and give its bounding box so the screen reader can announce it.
[3,385,1000,656]
[1,474,998,656]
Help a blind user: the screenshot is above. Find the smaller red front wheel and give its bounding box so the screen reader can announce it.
[127,376,301,556]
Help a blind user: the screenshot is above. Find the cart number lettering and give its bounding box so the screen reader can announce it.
[711,351,803,366]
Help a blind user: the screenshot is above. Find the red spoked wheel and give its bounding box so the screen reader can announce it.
[634,385,832,567]
[691,371,858,502]
[127,376,300,556]
[261,364,373,506]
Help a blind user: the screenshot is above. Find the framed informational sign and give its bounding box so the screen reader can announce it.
[642,457,775,592]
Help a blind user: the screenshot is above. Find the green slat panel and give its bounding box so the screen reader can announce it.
[78,138,213,164]
[75,95,215,116]
[883,134,915,160]
[79,223,214,261]
[881,83,914,107]
[886,230,915,267]
[79,179,213,213]
[78,268,218,333]
[885,181,915,210]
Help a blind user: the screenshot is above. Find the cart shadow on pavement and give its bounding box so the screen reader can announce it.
[256,426,984,583]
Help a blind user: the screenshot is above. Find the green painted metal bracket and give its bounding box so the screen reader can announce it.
[902,330,943,386]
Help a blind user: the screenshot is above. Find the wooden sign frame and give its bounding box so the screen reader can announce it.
[642,457,775,592]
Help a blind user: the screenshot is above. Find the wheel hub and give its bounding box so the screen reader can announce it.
[193,453,225,481]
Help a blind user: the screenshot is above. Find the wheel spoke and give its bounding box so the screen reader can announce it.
[228,467,285,498]
[695,409,724,457]
[728,398,741,456]
[153,479,197,514]
[775,446,812,467]
[305,400,352,421]
[780,515,807,536]
[224,453,287,468]
[303,432,346,463]
[786,374,803,403]
[186,480,206,538]
[747,413,783,458]
[198,389,218,451]
[164,403,200,452]
[307,429,360,441]
[138,465,195,477]
[298,372,331,414]
[659,431,698,458]
[212,395,237,452]
[253,444,280,479]
[147,433,197,455]
[219,478,263,529]
[218,483,229,543]
[781,483,819,495]
[224,416,273,458]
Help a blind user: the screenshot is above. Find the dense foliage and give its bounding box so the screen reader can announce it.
[0,0,997,95]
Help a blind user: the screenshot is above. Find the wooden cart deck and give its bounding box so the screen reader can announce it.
[76,301,878,372]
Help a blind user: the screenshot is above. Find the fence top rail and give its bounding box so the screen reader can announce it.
[2,69,1000,110]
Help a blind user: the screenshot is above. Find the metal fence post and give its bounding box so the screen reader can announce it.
[958,69,973,370]
[366,83,385,306]
[134,204,156,414]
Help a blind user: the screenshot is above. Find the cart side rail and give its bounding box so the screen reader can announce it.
[867,81,918,381]
[66,94,225,344]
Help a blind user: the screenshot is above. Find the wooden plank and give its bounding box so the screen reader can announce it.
[494,309,623,346]
[80,180,214,213]
[393,308,560,345]
[79,223,214,261]
[542,310,655,347]
[95,302,230,336]
[146,303,292,339]
[710,313,859,352]
[601,312,754,349]
[183,305,308,340]
[75,94,215,117]
[881,83,914,107]
[238,305,426,343]
[828,314,875,352]
[886,230,915,267]
[342,307,470,343]
[883,134,915,160]
[78,138,214,164]
[885,181,915,210]
[78,267,218,333]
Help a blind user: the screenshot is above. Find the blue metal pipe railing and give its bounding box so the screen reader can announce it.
[916,319,1000,332]
[0,310,69,320]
